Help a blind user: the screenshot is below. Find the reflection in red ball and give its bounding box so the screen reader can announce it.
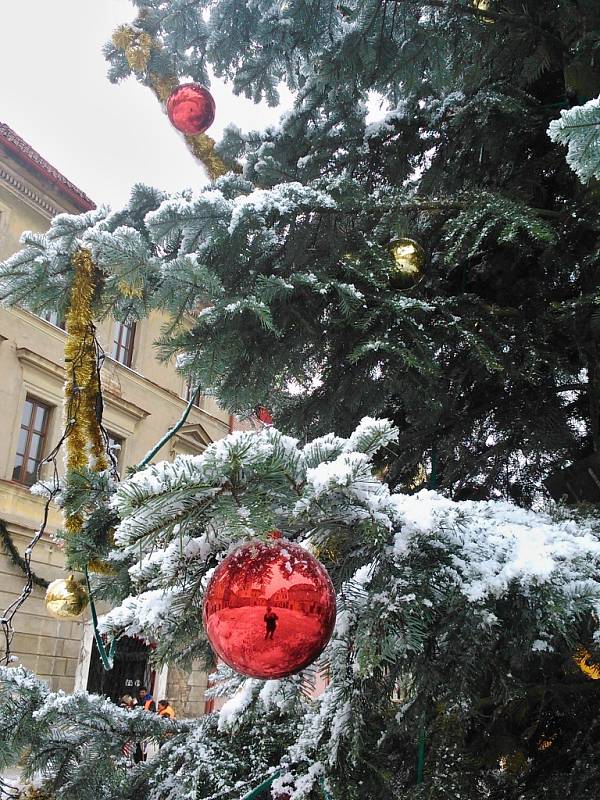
[166,83,216,135]
[203,540,336,679]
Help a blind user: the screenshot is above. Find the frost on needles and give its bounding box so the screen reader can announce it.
[2,2,600,798]
[3,420,600,799]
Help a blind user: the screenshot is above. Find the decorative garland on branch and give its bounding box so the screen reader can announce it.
[0,520,48,589]
[64,248,108,525]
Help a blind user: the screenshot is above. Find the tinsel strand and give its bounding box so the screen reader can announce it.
[64,248,108,535]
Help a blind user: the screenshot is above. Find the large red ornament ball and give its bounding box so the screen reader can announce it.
[203,540,336,679]
[166,83,216,135]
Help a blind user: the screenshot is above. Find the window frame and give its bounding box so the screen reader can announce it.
[112,320,136,368]
[12,395,51,486]
[39,309,66,330]
[185,380,201,408]
[106,430,125,470]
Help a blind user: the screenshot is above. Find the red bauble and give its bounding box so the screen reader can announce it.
[256,406,274,425]
[166,83,216,135]
[203,540,336,679]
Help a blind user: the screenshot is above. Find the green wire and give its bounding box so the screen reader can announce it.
[84,567,116,671]
[79,390,204,671]
[239,771,280,800]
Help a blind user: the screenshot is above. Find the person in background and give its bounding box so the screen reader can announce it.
[137,685,156,712]
[119,695,135,764]
[134,685,156,763]
[157,699,176,719]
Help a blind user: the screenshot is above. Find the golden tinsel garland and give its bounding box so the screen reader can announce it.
[87,558,116,575]
[126,32,154,72]
[112,24,135,52]
[574,647,600,680]
[87,528,116,575]
[112,25,154,73]
[118,279,144,299]
[187,133,229,181]
[19,786,55,800]
[150,73,178,104]
[64,249,108,535]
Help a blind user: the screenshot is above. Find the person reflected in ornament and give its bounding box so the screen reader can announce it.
[264,605,278,640]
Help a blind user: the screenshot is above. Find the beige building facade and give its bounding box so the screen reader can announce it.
[0,122,228,715]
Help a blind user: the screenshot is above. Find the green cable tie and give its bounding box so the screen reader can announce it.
[138,385,201,469]
[84,567,115,671]
[239,770,281,800]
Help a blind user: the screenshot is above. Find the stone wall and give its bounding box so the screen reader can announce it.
[0,133,228,710]
[165,662,211,718]
[0,528,85,692]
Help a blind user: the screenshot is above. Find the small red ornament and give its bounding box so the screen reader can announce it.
[203,540,336,679]
[256,406,273,425]
[166,83,216,135]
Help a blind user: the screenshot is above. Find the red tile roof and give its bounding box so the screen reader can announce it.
[0,122,95,212]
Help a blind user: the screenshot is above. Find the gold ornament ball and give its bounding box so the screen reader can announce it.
[45,575,89,619]
[472,0,494,23]
[389,237,425,287]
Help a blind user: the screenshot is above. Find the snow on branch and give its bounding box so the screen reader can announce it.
[548,96,600,183]
[103,418,600,661]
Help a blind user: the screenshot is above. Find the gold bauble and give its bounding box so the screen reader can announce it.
[538,736,556,751]
[472,0,494,23]
[389,237,425,287]
[45,575,89,619]
[408,463,427,491]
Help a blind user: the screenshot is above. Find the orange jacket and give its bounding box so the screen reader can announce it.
[158,704,176,719]
[143,699,155,712]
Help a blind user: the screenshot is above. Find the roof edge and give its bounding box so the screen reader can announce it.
[0,123,95,212]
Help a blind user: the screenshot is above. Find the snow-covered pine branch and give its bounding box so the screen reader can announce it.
[548,96,600,183]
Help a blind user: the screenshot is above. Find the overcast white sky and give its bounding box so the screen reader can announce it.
[0,0,290,208]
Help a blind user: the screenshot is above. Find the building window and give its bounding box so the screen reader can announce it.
[40,310,65,330]
[185,380,201,407]
[112,321,136,367]
[106,431,124,469]
[12,396,51,486]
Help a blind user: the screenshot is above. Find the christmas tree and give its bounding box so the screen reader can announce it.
[2,1,600,798]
